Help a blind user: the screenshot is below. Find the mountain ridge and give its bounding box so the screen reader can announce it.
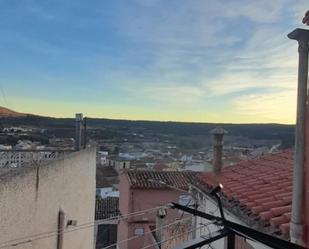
[0,106,27,117]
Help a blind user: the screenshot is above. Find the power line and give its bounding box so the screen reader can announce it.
[0,192,196,248]
[0,222,96,249]
[0,203,171,248]
[101,216,194,249]
[140,223,215,249]
[0,211,192,249]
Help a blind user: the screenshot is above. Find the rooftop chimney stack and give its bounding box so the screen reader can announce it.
[210,127,227,175]
[75,113,83,151]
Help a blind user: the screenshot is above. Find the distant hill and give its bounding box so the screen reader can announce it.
[0,107,295,149]
[0,106,27,117]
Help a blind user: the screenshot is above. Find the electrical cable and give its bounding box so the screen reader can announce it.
[100,216,193,249]
[175,196,193,233]
[139,225,204,249]
[0,202,172,248]
[139,222,215,249]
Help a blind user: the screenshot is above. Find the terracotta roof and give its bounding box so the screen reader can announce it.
[126,171,198,190]
[95,197,119,220]
[197,150,293,239]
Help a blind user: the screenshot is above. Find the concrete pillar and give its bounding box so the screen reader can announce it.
[210,127,227,175]
[75,113,83,151]
[287,28,309,246]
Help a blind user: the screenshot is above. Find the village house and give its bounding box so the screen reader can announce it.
[117,170,198,249]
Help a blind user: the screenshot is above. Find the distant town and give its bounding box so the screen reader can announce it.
[0,106,298,249]
[0,106,294,172]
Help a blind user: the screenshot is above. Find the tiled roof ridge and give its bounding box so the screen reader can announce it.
[125,170,198,190]
[196,149,293,240]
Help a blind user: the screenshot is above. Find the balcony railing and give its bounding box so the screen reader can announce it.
[0,150,72,168]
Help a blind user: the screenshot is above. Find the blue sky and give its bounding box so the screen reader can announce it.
[0,0,308,123]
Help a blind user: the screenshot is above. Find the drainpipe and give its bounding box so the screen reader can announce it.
[288,28,309,245]
[57,209,65,249]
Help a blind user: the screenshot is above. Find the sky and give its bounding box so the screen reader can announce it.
[0,0,308,124]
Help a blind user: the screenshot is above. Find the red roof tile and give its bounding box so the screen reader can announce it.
[197,150,293,238]
[126,171,198,190]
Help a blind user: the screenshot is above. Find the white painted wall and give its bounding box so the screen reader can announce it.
[0,148,96,249]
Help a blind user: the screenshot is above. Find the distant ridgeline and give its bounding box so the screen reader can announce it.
[0,112,295,149]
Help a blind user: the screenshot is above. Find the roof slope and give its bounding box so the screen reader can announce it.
[126,171,198,190]
[197,150,293,239]
[95,197,119,220]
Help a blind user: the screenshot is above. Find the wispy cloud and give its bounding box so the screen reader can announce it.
[1,0,308,122]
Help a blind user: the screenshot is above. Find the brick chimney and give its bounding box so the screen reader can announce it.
[210,127,227,175]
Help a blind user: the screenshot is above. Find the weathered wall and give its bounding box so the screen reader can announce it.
[117,173,131,249]
[160,219,192,249]
[0,148,96,249]
[118,173,190,249]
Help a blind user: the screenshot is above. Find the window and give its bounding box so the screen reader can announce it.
[134,228,144,236]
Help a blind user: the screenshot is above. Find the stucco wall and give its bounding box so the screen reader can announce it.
[118,173,191,249]
[0,148,96,249]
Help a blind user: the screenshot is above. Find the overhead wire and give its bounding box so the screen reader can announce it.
[1,213,192,249]
[100,216,193,249]
[175,196,194,233]
[0,202,172,248]
[0,183,220,249]
[139,222,216,249]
